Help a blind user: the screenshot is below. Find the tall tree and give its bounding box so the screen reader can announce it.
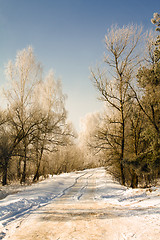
[91,25,142,185]
[130,13,160,179]
[1,47,75,184]
[4,46,42,184]
[31,71,74,181]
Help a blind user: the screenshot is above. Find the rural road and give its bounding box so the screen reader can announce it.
[2,168,160,240]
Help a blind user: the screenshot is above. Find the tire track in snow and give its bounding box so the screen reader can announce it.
[77,173,95,200]
[53,172,89,202]
[0,170,93,239]
[1,172,86,225]
[54,171,96,203]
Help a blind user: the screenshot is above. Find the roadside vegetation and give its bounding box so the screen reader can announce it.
[0,13,160,188]
[82,13,160,188]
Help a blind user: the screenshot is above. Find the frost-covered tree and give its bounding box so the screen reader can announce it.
[2,47,43,183]
[126,14,160,186]
[78,112,104,168]
[31,71,74,181]
[4,46,42,183]
[132,14,160,180]
[0,46,75,185]
[91,25,142,185]
[151,12,160,61]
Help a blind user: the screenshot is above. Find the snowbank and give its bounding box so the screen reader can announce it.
[0,168,160,239]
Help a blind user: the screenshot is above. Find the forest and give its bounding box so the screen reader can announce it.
[0,13,160,188]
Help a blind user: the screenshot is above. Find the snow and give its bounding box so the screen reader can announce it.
[95,172,160,208]
[0,168,160,239]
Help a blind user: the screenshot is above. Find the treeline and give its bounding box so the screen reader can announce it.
[1,13,160,188]
[0,47,87,185]
[84,13,160,188]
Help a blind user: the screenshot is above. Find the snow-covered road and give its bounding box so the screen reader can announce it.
[0,168,160,239]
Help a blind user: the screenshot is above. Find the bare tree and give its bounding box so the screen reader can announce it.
[1,47,75,184]
[31,71,74,181]
[91,25,142,185]
[4,46,42,183]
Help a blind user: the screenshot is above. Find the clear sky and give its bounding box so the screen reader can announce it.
[0,0,159,131]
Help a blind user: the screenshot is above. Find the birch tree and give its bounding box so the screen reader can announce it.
[31,71,74,181]
[4,46,42,183]
[1,46,75,184]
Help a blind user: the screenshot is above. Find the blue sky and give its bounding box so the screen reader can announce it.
[0,0,160,131]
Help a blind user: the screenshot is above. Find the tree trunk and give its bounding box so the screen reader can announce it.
[131,170,138,188]
[21,159,26,184]
[21,147,27,184]
[33,146,44,182]
[17,157,22,180]
[33,163,40,182]
[120,118,125,186]
[120,162,125,185]
[2,158,9,186]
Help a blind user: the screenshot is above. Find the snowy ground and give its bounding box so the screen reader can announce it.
[0,168,160,239]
